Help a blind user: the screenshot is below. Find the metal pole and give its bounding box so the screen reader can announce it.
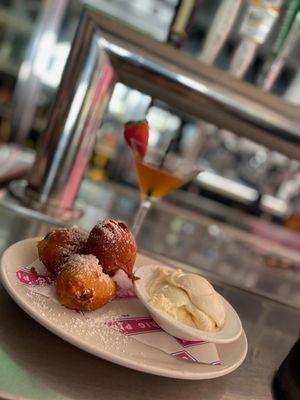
[11,10,116,219]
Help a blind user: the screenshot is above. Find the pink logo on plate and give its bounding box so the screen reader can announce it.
[106,316,161,335]
[175,338,206,347]
[16,267,55,286]
[171,350,197,361]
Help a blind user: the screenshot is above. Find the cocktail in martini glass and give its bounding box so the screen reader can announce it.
[124,120,201,236]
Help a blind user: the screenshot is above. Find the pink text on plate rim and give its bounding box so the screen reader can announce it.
[106,316,162,335]
[16,267,55,286]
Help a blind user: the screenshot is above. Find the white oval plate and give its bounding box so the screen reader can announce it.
[134,264,242,343]
[0,238,247,380]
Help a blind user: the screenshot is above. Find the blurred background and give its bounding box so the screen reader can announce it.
[2,0,300,224]
[1,0,300,306]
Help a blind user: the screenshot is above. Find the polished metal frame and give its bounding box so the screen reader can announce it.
[2,6,300,222]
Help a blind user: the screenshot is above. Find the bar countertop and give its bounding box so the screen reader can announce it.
[0,182,299,400]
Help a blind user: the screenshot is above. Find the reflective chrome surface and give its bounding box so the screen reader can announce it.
[5,7,300,221]
[93,9,300,159]
[0,184,299,400]
[24,10,116,215]
[3,180,82,225]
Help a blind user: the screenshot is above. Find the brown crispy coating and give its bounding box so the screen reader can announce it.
[37,226,88,275]
[56,254,116,311]
[84,219,137,278]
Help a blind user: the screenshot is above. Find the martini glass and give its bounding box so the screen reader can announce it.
[130,139,201,236]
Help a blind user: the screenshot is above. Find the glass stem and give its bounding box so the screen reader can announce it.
[131,199,152,237]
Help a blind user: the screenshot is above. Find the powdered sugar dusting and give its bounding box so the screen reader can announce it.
[57,225,88,243]
[42,226,88,258]
[59,254,103,276]
[87,219,136,260]
[24,289,130,353]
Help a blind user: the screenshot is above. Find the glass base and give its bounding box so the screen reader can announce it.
[0,180,82,226]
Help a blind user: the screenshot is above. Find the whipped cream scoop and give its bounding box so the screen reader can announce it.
[147,268,226,332]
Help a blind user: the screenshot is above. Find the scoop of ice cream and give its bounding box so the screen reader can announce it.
[173,273,225,328]
[147,268,226,332]
[150,285,196,328]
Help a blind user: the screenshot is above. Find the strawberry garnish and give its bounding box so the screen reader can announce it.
[124,120,149,157]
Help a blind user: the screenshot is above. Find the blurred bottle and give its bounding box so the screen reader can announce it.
[89,122,119,182]
[229,0,284,79]
[257,0,300,91]
[167,0,200,48]
[197,0,243,65]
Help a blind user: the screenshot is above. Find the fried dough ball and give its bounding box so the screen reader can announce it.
[84,219,137,278]
[37,226,88,275]
[56,254,116,311]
